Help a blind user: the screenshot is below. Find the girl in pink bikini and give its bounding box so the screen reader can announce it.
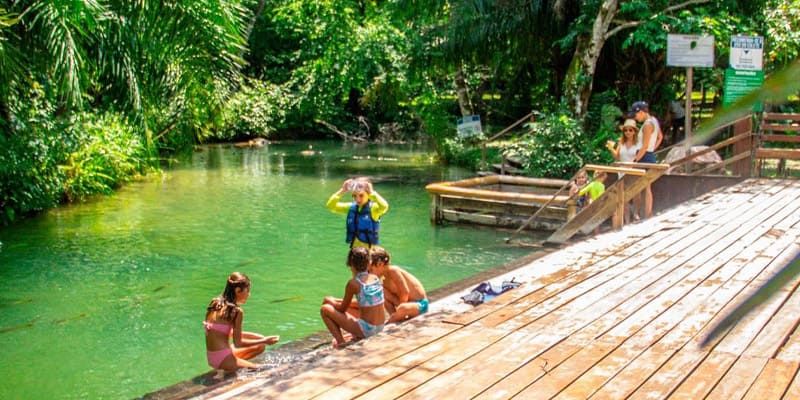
[204,272,279,371]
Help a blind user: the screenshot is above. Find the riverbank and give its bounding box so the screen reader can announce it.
[141,247,554,399]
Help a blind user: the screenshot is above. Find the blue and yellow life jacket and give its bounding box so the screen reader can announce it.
[346,201,380,247]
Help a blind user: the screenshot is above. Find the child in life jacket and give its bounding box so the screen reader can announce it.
[326,177,389,248]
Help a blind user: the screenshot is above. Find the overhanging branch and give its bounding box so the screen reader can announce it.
[605,0,713,40]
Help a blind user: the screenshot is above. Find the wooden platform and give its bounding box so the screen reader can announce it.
[204,179,800,400]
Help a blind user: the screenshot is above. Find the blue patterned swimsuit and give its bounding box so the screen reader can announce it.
[355,272,385,337]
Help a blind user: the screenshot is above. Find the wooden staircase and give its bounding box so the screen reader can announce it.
[545,163,670,244]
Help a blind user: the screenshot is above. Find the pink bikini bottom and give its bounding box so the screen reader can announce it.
[207,347,233,369]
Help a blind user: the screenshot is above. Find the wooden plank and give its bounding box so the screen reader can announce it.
[667,352,738,400]
[763,113,800,121]
[354,328,509,400]
[509,338,623,399]
[744,278,800,358]
[471,338,585,400]
[585,257,789,399]
[612,162,671,170]
[704,356,769,400]
[426,183,570,204]
[783,370,800,400]
[562,232,800,399]
[242,323,460,399]
[584,164,646,176]
[441,210,564,230]
[496,175,568,188]
[440,196,568,218]
[761,124,800,132]
[762,134,800,143]
[312,325,496,400]
[395,332,564,400]
[742,358,799,400]
[756,148,800,160]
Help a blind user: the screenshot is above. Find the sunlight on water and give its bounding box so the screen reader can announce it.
[0,141,534,398]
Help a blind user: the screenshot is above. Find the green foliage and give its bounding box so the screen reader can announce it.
[60,112,148,202]
[765,0,800,69]
[217,78,289,140]
[439,137,500,171]
[503,113,587,179]
[1,86,148,224]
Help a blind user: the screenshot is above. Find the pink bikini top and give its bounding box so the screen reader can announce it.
[203,320,232,336]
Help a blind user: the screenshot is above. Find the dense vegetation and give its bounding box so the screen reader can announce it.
[2,0,799,224]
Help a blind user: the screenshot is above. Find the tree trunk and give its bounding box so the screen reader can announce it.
[562,0,618,118]
[454,63,474,116]
[243,0,267,44]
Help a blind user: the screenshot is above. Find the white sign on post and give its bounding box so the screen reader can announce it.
[666,34,715,68]
[729,35,763,70]
[456,115,483,138]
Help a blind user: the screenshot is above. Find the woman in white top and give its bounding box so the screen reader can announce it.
[607,118,639,163]
[606,118,641,221]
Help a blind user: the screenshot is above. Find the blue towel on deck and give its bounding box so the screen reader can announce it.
[461,278,521,306]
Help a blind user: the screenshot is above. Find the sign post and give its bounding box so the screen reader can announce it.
[667,34,715,144]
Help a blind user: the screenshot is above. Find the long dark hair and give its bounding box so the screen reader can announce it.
[206,272,250,322]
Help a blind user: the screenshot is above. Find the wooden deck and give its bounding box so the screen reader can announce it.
[204,179,800,400]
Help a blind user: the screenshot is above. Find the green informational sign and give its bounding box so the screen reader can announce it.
[723,68,764,108]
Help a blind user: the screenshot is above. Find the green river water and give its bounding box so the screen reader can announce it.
[0,141,534,399]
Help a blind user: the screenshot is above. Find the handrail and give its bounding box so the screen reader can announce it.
[669,131,752,168]
[484,111,535,143]
[505,166,585,244]
[584,164,646,176]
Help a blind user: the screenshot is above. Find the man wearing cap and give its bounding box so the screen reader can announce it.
[628,101,663,218]
[628,101,663,164]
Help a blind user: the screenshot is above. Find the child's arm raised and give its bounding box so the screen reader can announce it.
[369,191,389,219]
[325,180,354,214]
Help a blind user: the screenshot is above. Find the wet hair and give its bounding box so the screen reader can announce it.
[206,272,250,322]
[349,177,373,194]
[347,247,371,272]
[370,246,391,267]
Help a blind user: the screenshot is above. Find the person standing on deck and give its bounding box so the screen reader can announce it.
[326,177,389,248]
[629,101,663,219]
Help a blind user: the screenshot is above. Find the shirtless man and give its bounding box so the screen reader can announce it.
[369,246,428,323]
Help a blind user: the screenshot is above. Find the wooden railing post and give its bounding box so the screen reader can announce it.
[732,116,753,177]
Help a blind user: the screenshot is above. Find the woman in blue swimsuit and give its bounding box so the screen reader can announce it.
[320,247,386,348]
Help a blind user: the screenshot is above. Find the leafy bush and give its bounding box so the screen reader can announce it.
[60,112,148,202]
[503,113,587,179]
[439,137,500,170]
[217,79,289,140]
[1,90,149,224]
